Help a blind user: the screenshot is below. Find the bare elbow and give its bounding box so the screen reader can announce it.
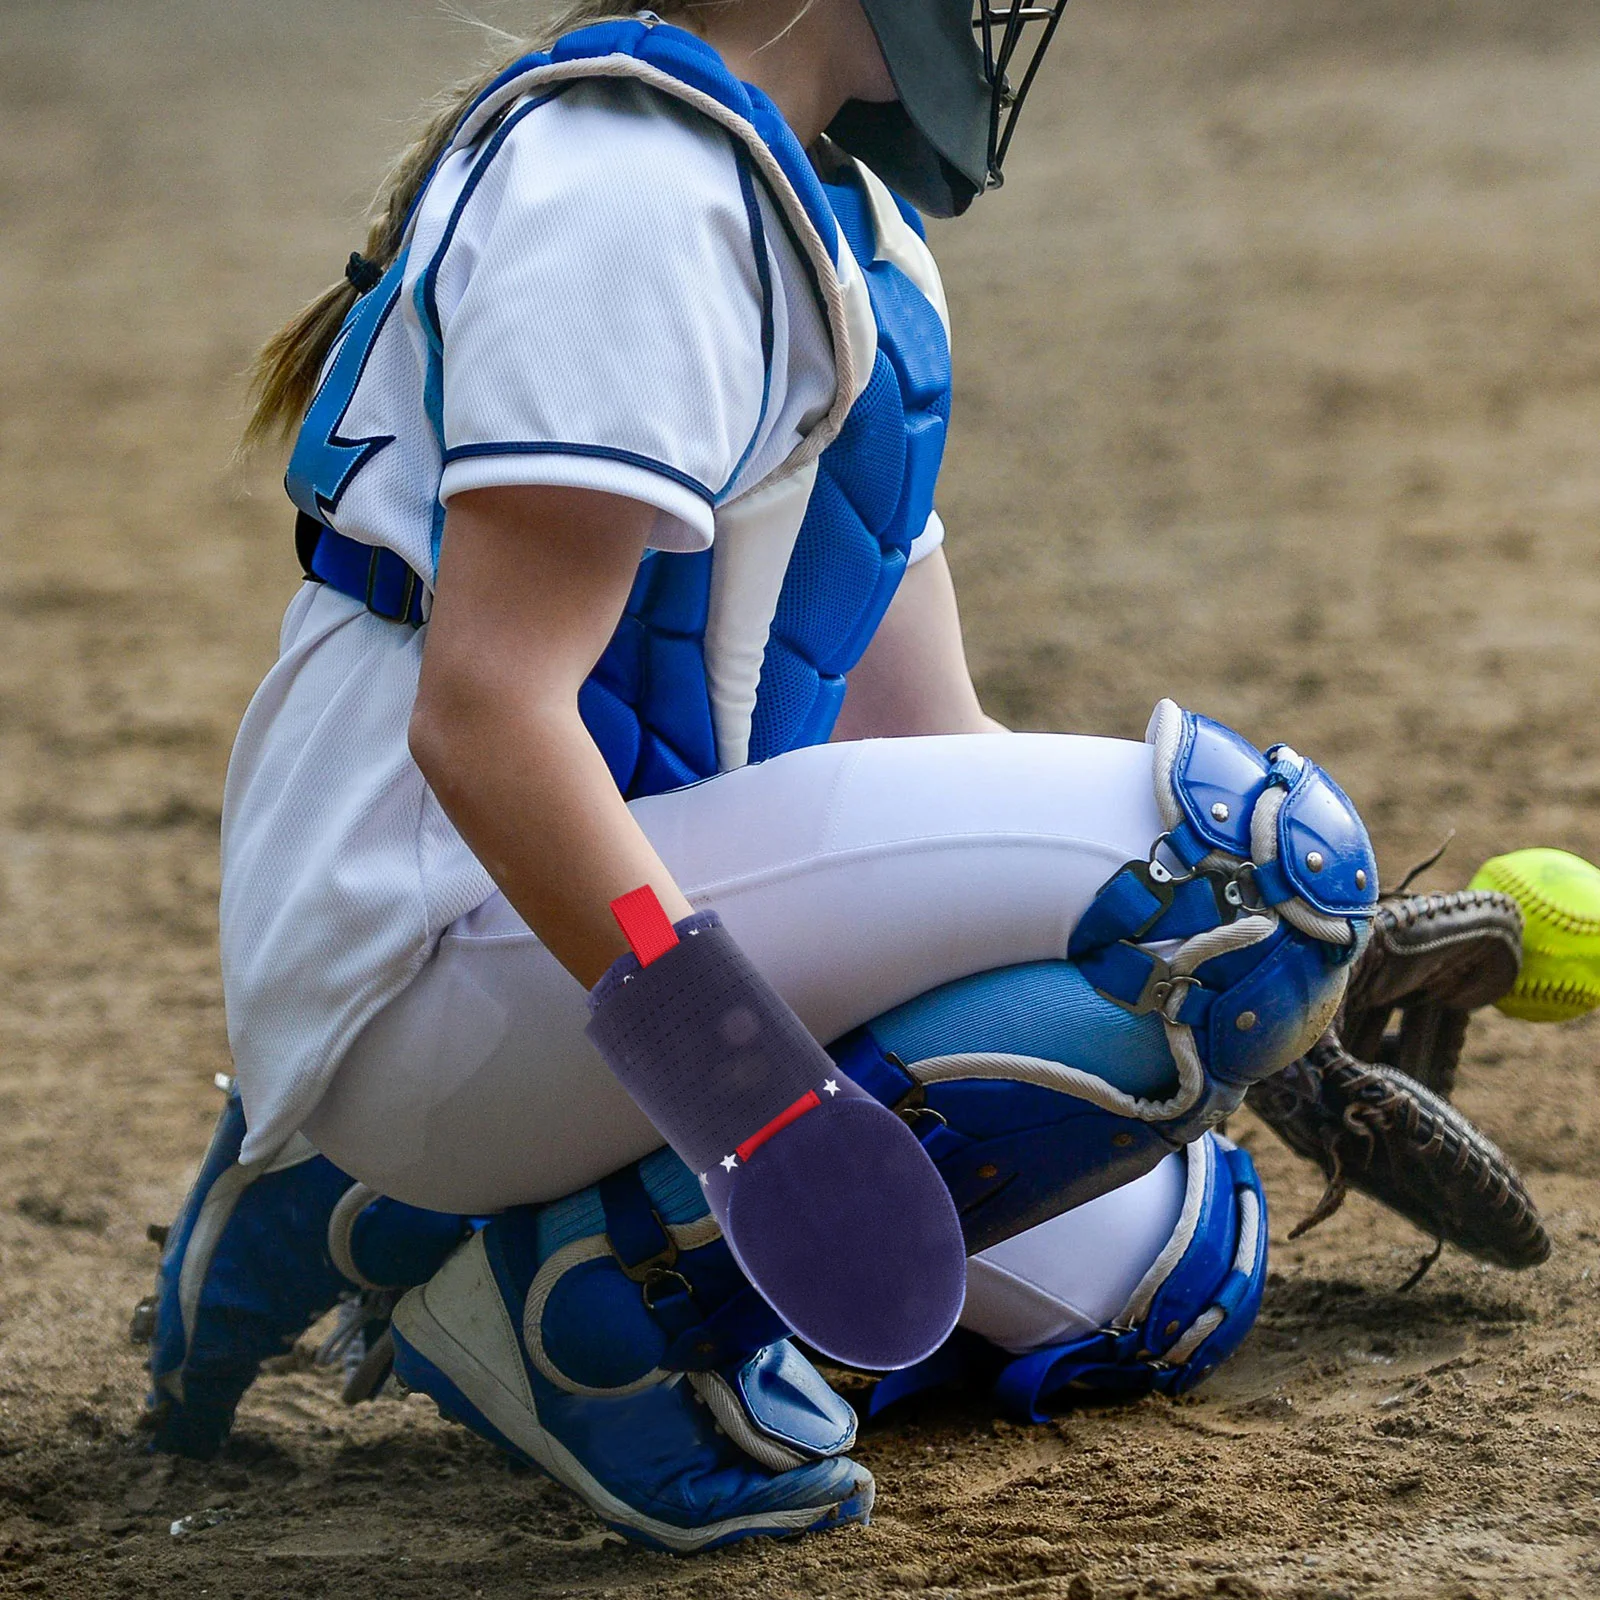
[410,628,502,782]
[408,655,579,797]
[409,674,465,789]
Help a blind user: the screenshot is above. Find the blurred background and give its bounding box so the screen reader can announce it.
[2,3,1597,1595]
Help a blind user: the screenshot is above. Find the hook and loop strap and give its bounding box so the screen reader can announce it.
[297,514,427,627]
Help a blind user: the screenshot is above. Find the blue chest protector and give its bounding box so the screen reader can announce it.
[290,19,951,803]
[581,183,951,799]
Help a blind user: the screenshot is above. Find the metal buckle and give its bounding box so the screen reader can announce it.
[1227,862,1270,914]
[1101,845,1187,944]
[1195,863,1265,920]
[609,1220,679,1287]
[639,1268,693,1310]
[1106,952,1202,1022]
[1145,833,1197,887]
[364,547,420,626]
[892,1080,949,1140]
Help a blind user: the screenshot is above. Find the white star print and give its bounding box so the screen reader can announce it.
[699,1172,709,1186]
[720,1154,738,1173]
[822,1079,840,1097]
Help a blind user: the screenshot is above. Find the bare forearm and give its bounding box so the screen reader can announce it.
[416,484,696,990]
[413,696,691,989]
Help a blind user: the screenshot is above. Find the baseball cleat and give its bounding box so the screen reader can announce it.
[137,1086,470,1458]
[389,1164,873,1553]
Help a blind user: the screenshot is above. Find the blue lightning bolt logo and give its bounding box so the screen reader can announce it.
[285,256,406,522]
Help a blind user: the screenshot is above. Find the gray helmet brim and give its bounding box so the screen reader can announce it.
[826,0,992,218]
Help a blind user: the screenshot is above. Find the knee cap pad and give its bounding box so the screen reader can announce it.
[1069,700,1378,1110]
[832,707,1372,1253]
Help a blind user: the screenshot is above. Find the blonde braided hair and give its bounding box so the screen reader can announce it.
[243,2,738,449]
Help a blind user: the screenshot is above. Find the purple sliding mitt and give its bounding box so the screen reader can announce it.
[587,889,966,1370]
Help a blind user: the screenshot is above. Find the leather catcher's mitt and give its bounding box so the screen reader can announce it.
[1246,888,1549,1276]
[1247,1035,1549,1273]
[1339,889,1523,1099]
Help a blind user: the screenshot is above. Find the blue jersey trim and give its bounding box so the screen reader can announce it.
[413,273,450,570]
[441,441,716,504]
[719,142,776,499]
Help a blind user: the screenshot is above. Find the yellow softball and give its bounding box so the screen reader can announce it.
[1469,848,1600,1022]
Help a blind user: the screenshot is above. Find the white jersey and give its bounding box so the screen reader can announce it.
[224,69,948,1161]
[307,80,835,570]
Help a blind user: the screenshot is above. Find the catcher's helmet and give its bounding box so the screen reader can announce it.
[828,1,1070,218]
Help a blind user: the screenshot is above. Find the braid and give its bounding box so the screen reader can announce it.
[243,2,712,450]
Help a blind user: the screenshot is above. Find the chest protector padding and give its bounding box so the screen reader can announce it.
[581,174,951,798]
[580,548,719,799]
[747,179,950,764]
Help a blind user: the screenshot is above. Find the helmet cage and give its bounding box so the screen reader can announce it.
[975,2,1070,187]
[827,0,1072,217]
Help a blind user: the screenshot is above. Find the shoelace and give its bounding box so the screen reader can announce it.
[316,1289,397,1402]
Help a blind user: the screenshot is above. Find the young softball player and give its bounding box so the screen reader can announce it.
[142,0,1379,1551]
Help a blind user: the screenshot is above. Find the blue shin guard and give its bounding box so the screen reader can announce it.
[139,1088,470,1458]
[389,1149,872,1553]
[988,1134,1268,1415]
[836,699,1377,1253]
[869,1133,1269,1421]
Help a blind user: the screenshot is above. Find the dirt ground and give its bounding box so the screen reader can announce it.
[3,1,1599,1595]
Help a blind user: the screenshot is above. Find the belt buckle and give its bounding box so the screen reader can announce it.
[365,546,419,626]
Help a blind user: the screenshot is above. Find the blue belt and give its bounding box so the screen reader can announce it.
[295,513,427,628]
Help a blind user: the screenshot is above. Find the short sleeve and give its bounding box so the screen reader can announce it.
[424,84,778,552]
[906,509,946,566]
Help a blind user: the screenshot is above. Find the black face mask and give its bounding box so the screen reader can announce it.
[826,0,1071,219]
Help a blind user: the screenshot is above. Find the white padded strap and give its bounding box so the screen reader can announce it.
[1165,1306,1226,1365]
[1164,1184,1260,1364]
[1170,913,1277,977]
[1252,783,1355,945]
[852,161,951,342]
[907,1047,1205,1126]
[327,1182,389,1291]
[1120,1136,1210,1325]
[1146,698,1186,835]
[686,1372,809,1473]
[521,1215,720,1398]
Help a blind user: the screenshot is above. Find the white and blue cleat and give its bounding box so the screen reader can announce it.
[136,1083,469,1458]
[138,1089,869,1552]
[389,1154,874,1553]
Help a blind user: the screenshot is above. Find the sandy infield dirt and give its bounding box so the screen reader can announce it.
[3,1,1598,1595]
